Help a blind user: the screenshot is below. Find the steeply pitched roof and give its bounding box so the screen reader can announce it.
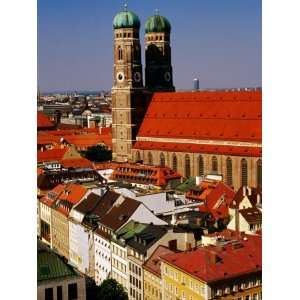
[161,234,262,283]
[231,186,262,208]
[137,91,262,143]
[75,190,120,219]
[61,157,93,169]
[126,224,168,254]
[198,182,235,220]
[239,207,262,224]
[37,112,54,129]
[37,148,68,163]
[116,220,148,241]
[143,245,176,278]
[99,197,140,231]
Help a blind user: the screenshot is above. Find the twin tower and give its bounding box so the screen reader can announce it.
[111,8,175,162]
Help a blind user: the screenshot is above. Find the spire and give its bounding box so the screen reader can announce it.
[154,8,159,16]
[123,1,128,12]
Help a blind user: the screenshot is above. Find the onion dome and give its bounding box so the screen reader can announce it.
[145,14,171,34]
[113,10,141,30]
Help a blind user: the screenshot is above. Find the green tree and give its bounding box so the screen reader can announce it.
[82,144,112,162]
[95,279,128,300]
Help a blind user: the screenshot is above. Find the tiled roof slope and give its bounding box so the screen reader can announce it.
[37,112,54,129]
[143,245,176,278]
[100,197,140,231]
[161,234,261,283]
[75,190,120,219]
[137,91,261,143]
[37,241,77,282]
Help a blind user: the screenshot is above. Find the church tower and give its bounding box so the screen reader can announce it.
[145,12,175,91]
[111,6,145,162]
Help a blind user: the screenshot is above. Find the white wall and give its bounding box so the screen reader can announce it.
[94,232,112,285]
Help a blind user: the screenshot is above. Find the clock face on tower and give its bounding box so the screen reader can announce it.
[117,72,125,82]
[164,71,171,82]
[133,72,141,83]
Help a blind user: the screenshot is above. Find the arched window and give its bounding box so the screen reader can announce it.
[118,46,123,60]
[160,153,165,167]
[136,151,141,162]
[226,157,233,186]
[198,155,204,177]
[172,154,177,171]
[148,152,153,165]
[212,156,218,173]
[257,159,262,189]
[185,155,191,178]
[241,158,248,186]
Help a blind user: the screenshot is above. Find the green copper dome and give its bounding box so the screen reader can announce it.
[113,11,141,29]
[145,15,171,34]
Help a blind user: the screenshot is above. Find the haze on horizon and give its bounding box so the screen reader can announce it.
[38,0,261,93]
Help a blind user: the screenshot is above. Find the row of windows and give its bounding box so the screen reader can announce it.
[146,35,164,42]
[144,281,162,299]
[130,274,142,289]
[95,237,110,249]
[129,262,142,276]
[112,271,127,289]
[112,244,126,258]
[45,283,77,300]
[130,287,141,300]
[112,258,127,273]
[138,151,262,188]
[95,249,110,261]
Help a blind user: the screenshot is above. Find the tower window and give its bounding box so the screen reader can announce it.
[160,153,165,167]
[185,155,191,178]
[212,156,218,173]
[198,155,204,177]
[136,151,141,162]
[241,158,248,186]
[257,159,262,189]
[118,46,123,60]
[226,157,233,186]
[172,154,177,171]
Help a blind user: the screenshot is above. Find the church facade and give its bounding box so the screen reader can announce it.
[111,8,262,191]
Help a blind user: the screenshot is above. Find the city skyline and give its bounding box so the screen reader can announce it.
[38,0,261,92]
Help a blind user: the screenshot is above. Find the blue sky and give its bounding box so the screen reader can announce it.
[38,0,261,92]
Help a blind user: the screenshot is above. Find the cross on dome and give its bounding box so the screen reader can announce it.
[155,8,159,15]
[123,1,128,11]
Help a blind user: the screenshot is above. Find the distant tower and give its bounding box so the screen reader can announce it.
[111,5,145,162]
[145,11,175,92]
[193,78,200,91]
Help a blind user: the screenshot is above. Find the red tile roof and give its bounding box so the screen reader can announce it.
[110,162,182,186]
[37,112,54,129]
[60,158,93,169]
[37,148,68,163]
[41,183,88,216]
[134,141,261,157]
[161,234,261,283]
[198,182,235,220]
[37,134,61,145]
[137,91,262,143]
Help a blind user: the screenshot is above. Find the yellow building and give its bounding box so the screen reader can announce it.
[161,234,262,300]
[143,246,176,300]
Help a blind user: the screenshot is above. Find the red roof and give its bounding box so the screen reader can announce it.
[37,134,61,145]
[37,148,68,162]
[198,182,235,220]
[61,158,93,169]
[41,183,87,216]
[137,91,262,143]
[161,234,261,283]
[134,141,261,157]
[37,112,54,129]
